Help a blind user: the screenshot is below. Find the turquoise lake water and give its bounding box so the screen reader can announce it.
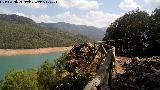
[0,52,63,79]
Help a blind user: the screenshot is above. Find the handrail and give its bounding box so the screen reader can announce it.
[84,41,115,90]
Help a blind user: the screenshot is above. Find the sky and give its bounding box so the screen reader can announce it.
[0,0,160,28]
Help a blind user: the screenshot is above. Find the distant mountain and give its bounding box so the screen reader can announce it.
[39,22,105,40]
[0,14,92,49]
[100,27,107,32]
[0,14,35,24]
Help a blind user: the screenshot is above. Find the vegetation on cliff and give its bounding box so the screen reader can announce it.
[0,52,92,90]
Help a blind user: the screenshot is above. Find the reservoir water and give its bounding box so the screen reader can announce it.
[0,52,63,79]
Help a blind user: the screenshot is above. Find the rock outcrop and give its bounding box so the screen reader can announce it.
[112,56,160,90]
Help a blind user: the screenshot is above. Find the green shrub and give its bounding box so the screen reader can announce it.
[55,73,92,90]
[37,60,59,90]
[2,69,38,90]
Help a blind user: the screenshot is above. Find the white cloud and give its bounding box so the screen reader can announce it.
[57,0,99,10]
[144,0,160,8]
[14,0,47,8]
[0,7,11,14]
[26,11,120,28]
[119,0,141,11]
[16,12,26,17]
[29,11,83,25]
[81,11,121,27]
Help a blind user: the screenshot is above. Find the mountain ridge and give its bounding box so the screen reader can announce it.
[39,22,105,40]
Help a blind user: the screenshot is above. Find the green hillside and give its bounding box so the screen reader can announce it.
[0,14,92,49]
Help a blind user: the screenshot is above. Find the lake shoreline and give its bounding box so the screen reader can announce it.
[0,47,72,56]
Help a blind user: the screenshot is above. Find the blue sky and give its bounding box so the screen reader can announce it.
[0,0,159,28]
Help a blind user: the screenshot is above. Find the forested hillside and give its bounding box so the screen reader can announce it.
[0,14,92,49]
[39,22,105,40]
